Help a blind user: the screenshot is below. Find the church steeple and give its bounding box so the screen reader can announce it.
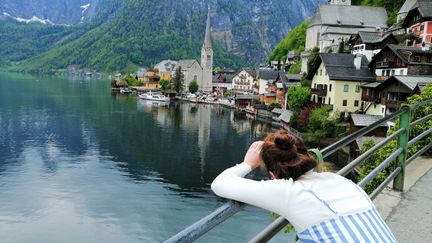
[200,6,213,92]
[203,6,212,50]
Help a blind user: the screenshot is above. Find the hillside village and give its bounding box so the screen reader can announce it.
[113,0,432,150]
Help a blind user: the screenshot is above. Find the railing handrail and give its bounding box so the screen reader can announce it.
[165,99,432,243]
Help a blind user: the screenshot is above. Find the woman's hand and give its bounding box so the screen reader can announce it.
[244,141,264,170]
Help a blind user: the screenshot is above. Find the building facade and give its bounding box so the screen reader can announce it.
[403,1,432,48]
[308,53,376,116]
[306,4,388,52]
[232,69,256,93]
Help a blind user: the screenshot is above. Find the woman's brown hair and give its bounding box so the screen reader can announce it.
[261,130,317,180]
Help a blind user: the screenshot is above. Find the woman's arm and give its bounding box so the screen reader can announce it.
[211,142,292,215]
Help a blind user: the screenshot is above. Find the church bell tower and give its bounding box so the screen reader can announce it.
[200,7,213,92]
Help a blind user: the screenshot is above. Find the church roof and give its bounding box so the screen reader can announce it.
[176,59,200,69]
[203,8,212,49]
[309,5,388,29]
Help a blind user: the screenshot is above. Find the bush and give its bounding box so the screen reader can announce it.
[223,91,232,97]
[359,83,432,193]
[287,86,311,110]
[308,106,337,138]
[188,80,199,93]
[123,75,141,86]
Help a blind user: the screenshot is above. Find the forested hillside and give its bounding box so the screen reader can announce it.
[1,0,324,72]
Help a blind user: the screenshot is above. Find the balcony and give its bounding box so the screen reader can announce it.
[385,99,402,109]
[362,94,379,103]
[311,88,327,96]
[376,61,395,68]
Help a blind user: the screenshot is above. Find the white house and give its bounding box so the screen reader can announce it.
[154,60,177,72]
[307,53,376,117]
[232,68,256,93]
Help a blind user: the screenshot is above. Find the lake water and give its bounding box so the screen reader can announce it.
[0,73,294,242]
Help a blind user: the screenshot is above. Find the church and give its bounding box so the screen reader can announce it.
[174,8,213,93]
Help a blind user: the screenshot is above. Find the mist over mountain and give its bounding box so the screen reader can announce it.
[1,0,325,72]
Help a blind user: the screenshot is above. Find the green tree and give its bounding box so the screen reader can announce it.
[159,79,170,91]
[172,67,184,94]
[123,75,141,86]
[287,86,311,110]
[214,67,222,73]
[188,80,199,93]
[308,106,337,138]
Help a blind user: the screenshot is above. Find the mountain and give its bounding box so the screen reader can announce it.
[0,0,113,25]
[0,0,325,72]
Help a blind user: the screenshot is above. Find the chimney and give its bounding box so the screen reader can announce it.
[354,54,362,70]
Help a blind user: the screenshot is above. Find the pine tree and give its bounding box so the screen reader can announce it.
[173,67,184,93]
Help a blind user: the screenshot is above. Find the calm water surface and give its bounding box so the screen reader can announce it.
[0,73,294,242]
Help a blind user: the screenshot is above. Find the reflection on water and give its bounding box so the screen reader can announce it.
[0,73,293,242]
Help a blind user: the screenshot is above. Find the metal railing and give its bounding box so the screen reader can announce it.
[165,100,432,243]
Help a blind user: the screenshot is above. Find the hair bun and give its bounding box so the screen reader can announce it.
[274,134,296,150]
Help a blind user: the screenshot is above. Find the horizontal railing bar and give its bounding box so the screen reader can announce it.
[369,167,401,200]
[248,217,289,243]
[163,201,245,243]
[407,127,432,147]
[321,108,407,158]
[406,143,432,166]
[337,129,404,177]
[410,113,432,127]
[407,99,432,109]
[358,148,403,188]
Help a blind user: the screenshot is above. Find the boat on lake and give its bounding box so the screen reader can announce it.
[139,93,170,102]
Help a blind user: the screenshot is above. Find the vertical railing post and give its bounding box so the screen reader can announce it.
[393,105,411,191]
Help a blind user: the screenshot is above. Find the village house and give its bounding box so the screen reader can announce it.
[349,113,388,156]
[308,53,376,117]
[349,31,398,62]
[368,44,432,81]
[143,69,161,89]
[285,51,300,71]
[212,71,234,94]
[403,0,432,48]
[261,71,288,106]
[257,69,279,96]
[306,1,388,52]
[398,0,418,23]
[232,68,256,94]
[136,68,147,82]
[154,60,177,72]
[363,75,432,115]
